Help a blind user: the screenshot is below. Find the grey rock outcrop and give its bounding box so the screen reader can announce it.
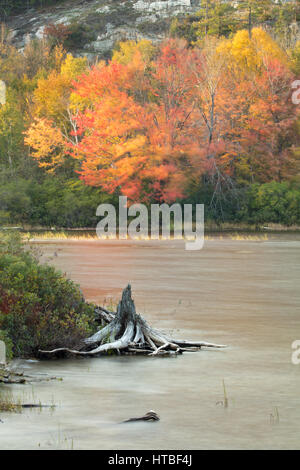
[4,0,200,58]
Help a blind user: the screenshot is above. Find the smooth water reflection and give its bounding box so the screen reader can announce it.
[0,236,300,449]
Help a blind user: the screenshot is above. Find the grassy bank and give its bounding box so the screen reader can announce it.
[1,222,299,239]
[21,230,271,243]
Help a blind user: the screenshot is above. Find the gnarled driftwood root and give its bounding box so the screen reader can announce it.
[39,285,227,357]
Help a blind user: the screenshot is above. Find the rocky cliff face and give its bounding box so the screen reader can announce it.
[5,0,200,58]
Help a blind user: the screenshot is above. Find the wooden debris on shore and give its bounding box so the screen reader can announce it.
[0,365,60,384]
[39,284,227,358]
[0,366,26,384]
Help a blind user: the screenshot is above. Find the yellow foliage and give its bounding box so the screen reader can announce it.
[33,54,87,121]
[290,40,300,75]
[218,27,288,73]
[24,118,65,172]
[60,54,87,79]
[112,39,156,66]
[34,70,69,119]
[53,44,66,71]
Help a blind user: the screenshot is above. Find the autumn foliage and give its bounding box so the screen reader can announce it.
[24,29,299,203]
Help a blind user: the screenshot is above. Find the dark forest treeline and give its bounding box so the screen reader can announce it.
[0,0,65,17]
[170,0,300,46]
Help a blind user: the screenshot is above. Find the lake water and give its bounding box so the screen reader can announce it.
[0,235,300,449]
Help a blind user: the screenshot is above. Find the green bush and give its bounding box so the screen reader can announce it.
[64,22,97,51]
[239,182,300,226]
[185,181,300,225]
[0,232,96,357]
[0,175,117,228]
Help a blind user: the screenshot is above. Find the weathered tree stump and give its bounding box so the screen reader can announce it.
[39,284,227,357]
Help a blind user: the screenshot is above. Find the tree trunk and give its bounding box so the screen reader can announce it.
[39,285,227,357]
[249,6,252,38]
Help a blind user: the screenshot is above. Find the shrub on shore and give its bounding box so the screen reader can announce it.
[239,182,300,226]
[0,232,97,357]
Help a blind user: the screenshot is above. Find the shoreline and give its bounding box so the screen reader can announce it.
[2,222,300,234]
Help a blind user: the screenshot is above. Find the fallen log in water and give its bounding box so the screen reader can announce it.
[20,404,55,409]
[39,284,227,357]
[123,410,160,423]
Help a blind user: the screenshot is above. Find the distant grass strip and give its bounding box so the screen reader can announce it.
[24,231,269,242]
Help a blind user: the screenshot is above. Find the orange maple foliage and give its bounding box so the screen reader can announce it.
[70,42,199,202]
[24,32,299,202]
